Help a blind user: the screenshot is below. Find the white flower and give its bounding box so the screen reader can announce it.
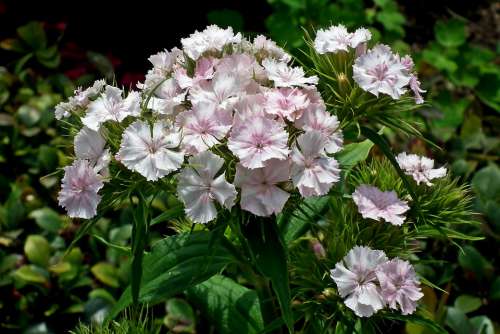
[264,87,310,121]
[181,25,242,60]
[291,131,340,197]
[58,159,104,219]
[352,185,410,226]
[148,48,183,74]
[54,79,106,119]
[331,246,387,317]
[82,86,141,131]
[295,104,343,154]
[396,152,447,186]
[116,120,184,181]
[177,151,236,224]
[262,58,318,88]
[190,72,246,111]
[234,159,291,216]
[253,35,291,63]
[74,127,110,174]
[353,44,410,99]
[147,78,186,115]
[314,25,371,54]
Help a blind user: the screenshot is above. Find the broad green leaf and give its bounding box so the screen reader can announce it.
[421,48,457,73]
[207,10,244,30]
[24,235,51,267]
[17,104,40,126]
[164,298,196,333]
[471,165,500,223]
[335,139,374,169]
[470,316,494,334]
[1,184,26,228]
[13,265,49,284]
[91,262,120,288]
[384,312,447,334]
[454,295,482,314]
[109,231,236,318]
[243,219,293,332]
[186,275,263,334]
[131,193,148,304]
[445,307,473,334]
[17,21,47,50]
[29,207,62,233]
[458,245,494,279]
[490,277,500,300]
[435,19,468,48]
[476,73,500,112]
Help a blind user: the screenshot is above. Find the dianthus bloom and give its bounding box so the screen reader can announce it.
[314,24,371,54]
[262,58,319,88]
[58,159,104,219]
[396,152,447,186]
[177,151,236,223]
[74,127,111,174]
[376,259,424,315]
[181,25,242,60]
[55,79,106,119]
[116,120,184,181]
[352,185,410,226]
[353,45,410,100]
[264,87,310,121]
[331,246,387,317]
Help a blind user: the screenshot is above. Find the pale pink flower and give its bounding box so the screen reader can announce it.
[148,48,183,74]
[396,152,446,186]
[331,246,387,317]
[262,58,318,88]
[177,151,236,224]
[232,94,269,131]
[58,159,104,219]
[353,45,411,99]
[216,53,266,82]
[55,79,106,119]
[376,259,424,315]
[181,25,242,60]
[399,55,415,72]
[409,74,425,104]
[82,86,140,131]
[253,35,291,63]
[228,115,290,169]
[351,28,372,48]
[295,104,343,154]
[147,78,186,115]
[291,131,340,197]
[190,72,246,111]
[116,120,184,181]
[176,102,232,154]
[314,25,372,54]
[234,159,291,216]
[352,185,410,226]
[74,127,110,174]
[174,57,218,89]
[264,88,310,121]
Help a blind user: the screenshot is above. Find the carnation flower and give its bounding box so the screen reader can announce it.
[376,259,424,315]
[228,115,290,169]
[177,151,236,224]
[74,127,110,174]
[295,104,343,154]
[353,44,411,100]
[174,57,218,89]
[409,74,425,105]
[82,86,141,131]
[190,72,246,111]
[216,53,266,82]
[181,25,242,60]
[291,131,340,197]
[148,48,183,74]
[116,120,184,181]
[147,78,186,115]
[331,246,387,317]
[352,185,410,226]
[264,87,310,121]
[396,152,446,186]
[176,102,232,154]
[54,79,106,119]
[253,35,291,63]
[234,159,290,216]
[262,58,318,88]
[314,25,371,54]
[58,159,104,219]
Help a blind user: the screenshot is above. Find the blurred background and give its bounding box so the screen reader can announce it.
[0,0,498,333]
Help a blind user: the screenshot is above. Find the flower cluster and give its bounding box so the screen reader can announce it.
[55,25,344,223]
[313,24,426,104]
[331,246,423,317]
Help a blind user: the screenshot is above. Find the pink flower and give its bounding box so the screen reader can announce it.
[216,53,266,82]
[228,115,290,169]
[116,120,184,181]
[148,48,183,75]
[376,259,424,315]
[353,45,411,100]
[147,78,186,115]
[314,25,371,54]
[176,102,232,154]
[174,57,218,89]
[409,74,425,104]
[264,88,310,121]
[295,104,343,154]
[181,25,242,60]
[262,58,318,88]
[399,55,415,71]
[58,159,104,219]
[352,185,410,226]
[177,151,236,224]
[190,72,246,111]
[291,131,340,197]
[253,35,291,63]
[55,79,106,119]
[396,152,446,186]
[74,127,110,175]
[234,159,291,216]
[331,246,387,317]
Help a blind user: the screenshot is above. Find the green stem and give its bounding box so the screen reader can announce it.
[255,276,281,333]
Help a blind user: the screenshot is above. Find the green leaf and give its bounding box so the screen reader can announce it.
[476,73,500,112]
[35,45,60,68]
[470,316,494,334]
[384,312,447,334]
[87,51,114,80]
[186,275,263,334]
[109,231,236,318]
[471,165,500,223]
[13,265,49,284]
[1,184,26,228]
[24,235,51,267]
[29,208,62,233]
[164,298,196,333]
[446,307,473,334]
[335,139,374,169]
[454,295,482,314]
[91,262,120,288]
[17,21,47,50]
[207,10,244,30]
[435,19,468,48]
[243,219,293,332]
[421,48,457,73]
[131,193,148,305]
[458,245,494,279]
[490,277,500,300]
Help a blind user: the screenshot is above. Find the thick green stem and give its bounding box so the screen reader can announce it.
[255,276,282,334]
